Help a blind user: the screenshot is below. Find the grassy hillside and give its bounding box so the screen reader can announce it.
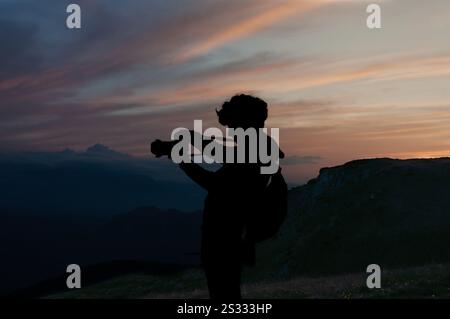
[48,263,450,299]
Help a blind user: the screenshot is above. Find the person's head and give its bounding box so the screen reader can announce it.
[216,94,268,129]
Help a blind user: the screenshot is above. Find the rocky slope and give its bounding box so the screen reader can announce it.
[257,158,450,278]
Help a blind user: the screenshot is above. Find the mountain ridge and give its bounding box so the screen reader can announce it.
[256,157,450,279]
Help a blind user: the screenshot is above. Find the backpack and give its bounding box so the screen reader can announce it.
[245,168,288,243]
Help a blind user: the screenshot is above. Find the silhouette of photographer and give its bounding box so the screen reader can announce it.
[151,94,286,299]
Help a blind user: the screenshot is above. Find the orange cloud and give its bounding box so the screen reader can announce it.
[119,52,450,113]
[175,0,322,62]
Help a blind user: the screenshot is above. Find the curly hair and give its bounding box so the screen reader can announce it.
[216,94,268,128]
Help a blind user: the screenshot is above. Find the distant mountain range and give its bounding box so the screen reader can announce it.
[0,144,205,214]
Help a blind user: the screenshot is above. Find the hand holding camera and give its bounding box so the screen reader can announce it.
[150,139,177,158]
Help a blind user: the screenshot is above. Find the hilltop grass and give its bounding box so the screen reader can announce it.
[47,263,450,299]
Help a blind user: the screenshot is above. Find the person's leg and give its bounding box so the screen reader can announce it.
[223,262,242,299]
[205,262,242,300]
[204,264,221,299]
[202,234,243,299]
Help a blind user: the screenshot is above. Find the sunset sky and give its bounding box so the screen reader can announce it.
[1,0,450,183]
